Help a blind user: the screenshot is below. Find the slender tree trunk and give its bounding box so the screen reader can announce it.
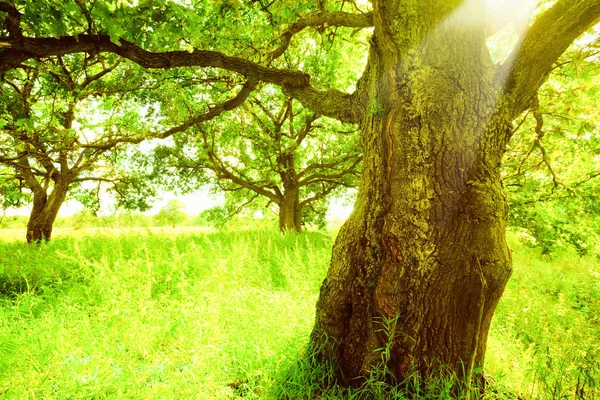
[310,1,514,387]
[26,179,70,243]
[279,187,302,232]
[278,151,302,233]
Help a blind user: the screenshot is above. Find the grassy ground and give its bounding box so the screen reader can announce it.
[0,228,598,399]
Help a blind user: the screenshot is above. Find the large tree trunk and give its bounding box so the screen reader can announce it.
[279,187,302,232]
[310,1,513,387]
[26,179,70,243]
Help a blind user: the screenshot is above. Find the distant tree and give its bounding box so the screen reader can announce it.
[0,53,255,242]
[152,88,361,232]
[154,199,187,228]
[0,55,156,241]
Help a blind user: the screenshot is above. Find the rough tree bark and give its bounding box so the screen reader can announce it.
[279,187,302,232]
[307,0,575,387]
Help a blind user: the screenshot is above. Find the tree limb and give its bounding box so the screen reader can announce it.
[204,154,281,204]
[502,0,600,117]
[0,3,363,123]
[300,183,337,207]
[298,153,362,181]
[77,78,257,157]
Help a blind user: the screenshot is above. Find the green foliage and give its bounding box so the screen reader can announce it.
[0,52,163,238]
[503,43,600,256]
[2,0,370,235]
[199,205,229,228]
[509,201,599,256]
[302,200,329,230]
[0,170,28,211]
[71,209,98,230]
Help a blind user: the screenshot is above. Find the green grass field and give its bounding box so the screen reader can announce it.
[0,228,598,399]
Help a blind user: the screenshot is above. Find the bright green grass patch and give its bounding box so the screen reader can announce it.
[486,232,600,399]
[0,230,332,398]
[0,229,598,399]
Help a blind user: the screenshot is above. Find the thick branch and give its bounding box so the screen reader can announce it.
[0,29,362,123]
[502,0,600,116]
[298,153,361,181]
[17,152,43,193]
[300,183,337,207]
[282,85,361,123]
[204,155,281,204]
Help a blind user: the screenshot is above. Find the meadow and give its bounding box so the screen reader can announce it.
[0,227,598,399]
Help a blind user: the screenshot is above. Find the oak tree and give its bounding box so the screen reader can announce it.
[0,54,157,242]
[152,87,360,232]
[0,52,255,242]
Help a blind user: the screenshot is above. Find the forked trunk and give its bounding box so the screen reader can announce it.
[310,1,513,387]
[26,179,70,243]
[279,187,302,232]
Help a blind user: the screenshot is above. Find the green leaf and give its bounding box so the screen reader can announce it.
[14,119,27,127]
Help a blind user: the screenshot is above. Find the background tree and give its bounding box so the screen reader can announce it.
[154,199,187,228]
[0,54,159,242]
[0,50,256,242]
[2,0,600,391]
[152,87,360,232]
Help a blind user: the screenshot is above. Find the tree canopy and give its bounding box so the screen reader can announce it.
[502,41,600,254]
[0,53,159,240]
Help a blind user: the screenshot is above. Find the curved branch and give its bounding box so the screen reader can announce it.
[298,153,362,182]
[502,0,600,116]
[205,154,281,204]
[300,183,338,207]
[0,13,363,123]
[78,78,257,154]
[283,85,360,123]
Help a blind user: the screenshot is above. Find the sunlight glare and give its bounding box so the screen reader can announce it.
[485,0,537,37]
